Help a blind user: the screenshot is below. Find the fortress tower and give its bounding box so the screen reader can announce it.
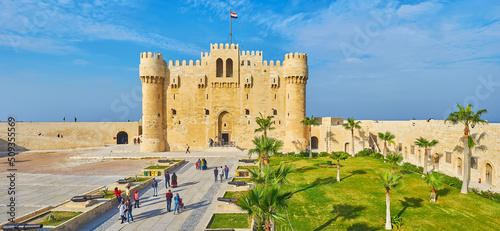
[283,53,308,151]
[139,44,308,153]
[139,52,166,152]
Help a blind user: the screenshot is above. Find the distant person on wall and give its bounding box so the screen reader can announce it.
[171,172,178,187]
[74,117,77,122]
[214,167,219,182]
[151,178,158,197]
[165,189,173,212]
[63,117,65,122]
[118,200,126,223]
[114,187,122,203]
[165,171,170,188]
[186,144,190,154]
[133,190,140,208]
[173,193,181,215]
[224,165,229,180]
[125,200,134,223]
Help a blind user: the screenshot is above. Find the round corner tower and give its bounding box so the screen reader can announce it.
[283,52,308,152]
[140,52,166,152]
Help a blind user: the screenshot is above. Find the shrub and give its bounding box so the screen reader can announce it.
[273,152,283,157]
[442,175,462,189]
[391,215,403,229]
[319,152,329,157]
[370,152,383,159]
[357,148,373,157]
[326,160,333,165]
[402,162,423,173]
[299,151,318,157]
[287,152,296,156]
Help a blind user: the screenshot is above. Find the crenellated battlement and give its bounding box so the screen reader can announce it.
[263,60,282,67]
[140,51,163,60]
[168,60,205,66]
[284,52,307,61]
[210,43,239,51]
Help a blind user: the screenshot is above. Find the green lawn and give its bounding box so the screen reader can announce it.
[263,156,500,231]
[208,213,250,229]
[232,177,254,183]
[145,165,169,169]
[224,191,244,199]
[29,211,82,226]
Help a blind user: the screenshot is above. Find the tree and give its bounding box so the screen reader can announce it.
[255,113,276,138]
[330,151,349,182]
[454,132,488,188]
[248,163,295,186]
[238,184,292,231]
[414,137,439,174]
[445,104,487,194]
[342,117,362,156]
[423,172,445,202]
[385,153,402,173]
[378,171,402,230]
[249,136,283,170]
[378,132,395,157]
[301,115,319,158]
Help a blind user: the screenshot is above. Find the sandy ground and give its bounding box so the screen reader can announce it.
[0,149,154,176]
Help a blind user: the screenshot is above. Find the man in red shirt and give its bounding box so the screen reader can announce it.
[165,190,173,212]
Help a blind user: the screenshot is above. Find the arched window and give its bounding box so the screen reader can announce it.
[247,60,251,66]
[273,109,277,116]
[205,109,210,115]
[172,109,177,115]
[226,58,233,77]
[216,58,223,77]
[245,109,250,115]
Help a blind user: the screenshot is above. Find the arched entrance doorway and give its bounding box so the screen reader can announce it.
[311,136,319,150]
[218,111,233,145]
[486,163,493,184]
[457,158,462,176]
[117,131,128,144]
[344,143,350,154]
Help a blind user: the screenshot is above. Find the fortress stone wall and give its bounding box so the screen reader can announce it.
[140,43,308,152]
[0,122,140,151]
[311,119,500,188]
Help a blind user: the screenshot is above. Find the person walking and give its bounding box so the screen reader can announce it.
[165,189,173,212]
[165,171,170,188]
[114,187,122,203]
[74,117,77,122]
[173,193,181,215]
[224,165,229,180]
[186,144,190,154]
[171,172,178,187]
[125,200,134,223]
[195,161,199,170]
[118,200,126,224]
[151,178,158,197]
[133,190,140,208]
[220,169,224,183]
[197,159,201,170]
[125,186,131,201]
[214,167,219,182]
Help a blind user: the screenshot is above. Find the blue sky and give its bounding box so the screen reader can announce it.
[1,0,499,122]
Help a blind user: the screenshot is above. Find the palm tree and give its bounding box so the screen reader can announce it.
[342,117,362,156]
[301,115,319,158]
[238,184,292,231]
[378,132,395,157]
[330,151,349,182]
[445,104,488,194]
[378,171,402,230]
[249,136,283,170]
[414,137,439,174]
[454,132,488,187]
[248,163,295,186]
[386,153,403,173]
[423,172,445,202]
[255,113,276,138]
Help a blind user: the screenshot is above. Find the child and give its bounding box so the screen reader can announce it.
[133,190,140,208]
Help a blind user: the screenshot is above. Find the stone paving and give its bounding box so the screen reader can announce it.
[0,173,119,223]
[78,155,243,231]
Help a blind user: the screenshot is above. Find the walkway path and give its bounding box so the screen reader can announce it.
[78,156,240,231]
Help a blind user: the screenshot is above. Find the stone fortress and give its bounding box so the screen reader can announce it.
[140,43,308,153]
[0,43,498,189]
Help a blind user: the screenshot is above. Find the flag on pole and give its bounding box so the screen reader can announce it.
[230,12,238,18]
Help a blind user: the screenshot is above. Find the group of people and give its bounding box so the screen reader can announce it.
[115,187,140,224]
[133,137,141,144]
[213,165,230,182]
[196,158,208,170]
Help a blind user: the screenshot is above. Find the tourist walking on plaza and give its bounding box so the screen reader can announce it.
[165,171,170,188]
[186,144,190,153]
[195,161,199,170]
[220,169,224,183]
[114,187,122,203]
[224,165,229,180]
[214,167,219,182]
[125,186,130,201]
[173,193,181,215]
[165,189,173,212]
[171,172,178,187]
[151,178,158,196]
[126,200,134,223]
[133,190,140,208]
[118,200,126,224]
[197,159,201,170]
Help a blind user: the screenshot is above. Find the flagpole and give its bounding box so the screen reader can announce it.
[230,9,232,44]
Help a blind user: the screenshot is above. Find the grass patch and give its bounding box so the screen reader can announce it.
[28,211,82,227]
[224,191,244,199]
[145,165,169,169]
[232,177,253,183]
[208,213,250,229]
[237,165,257,170]
[126,177,150,182]
[259,156,500,231]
